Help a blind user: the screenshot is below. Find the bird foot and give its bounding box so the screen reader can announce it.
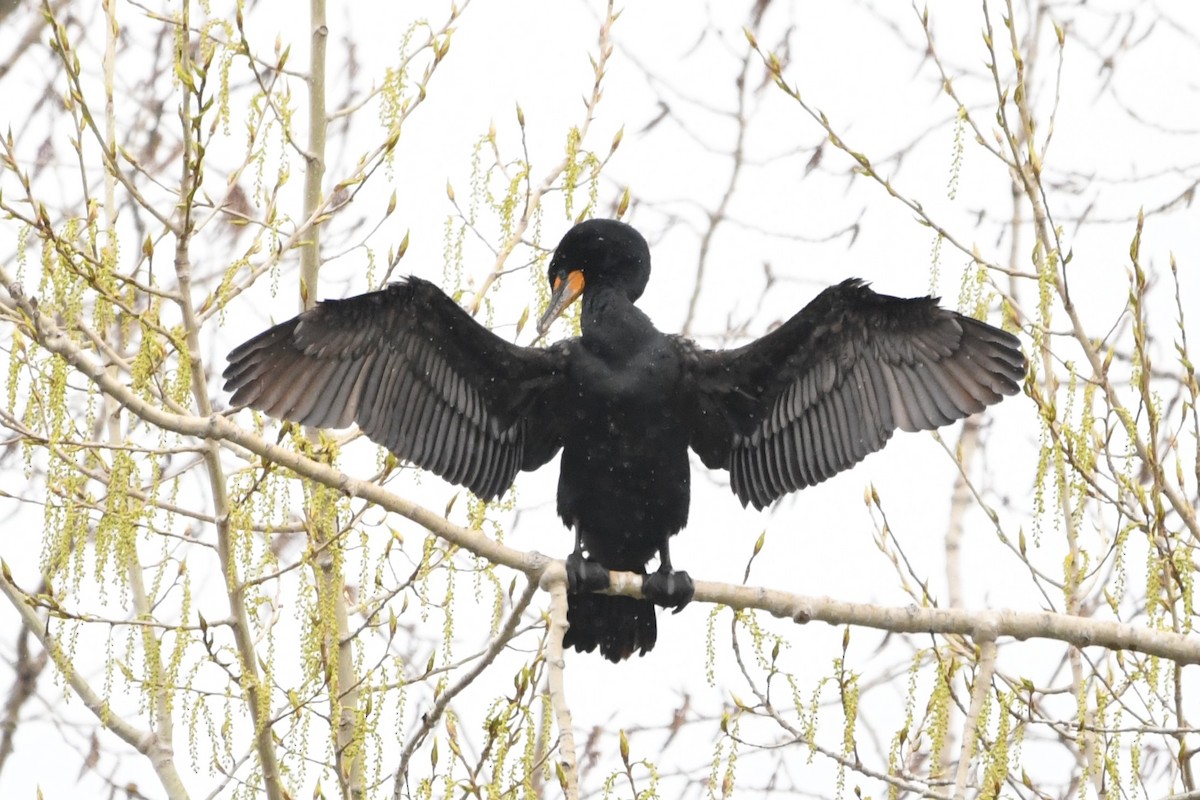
[565,551,611,594]
[643,570,694,613]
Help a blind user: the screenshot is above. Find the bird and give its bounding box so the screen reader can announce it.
[223,219,1026,662]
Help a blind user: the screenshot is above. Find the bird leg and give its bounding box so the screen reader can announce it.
[565,530,610,594]
[642,538,694,613]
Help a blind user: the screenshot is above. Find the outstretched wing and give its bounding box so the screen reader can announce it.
[686,279,1025,509]
[223,277,568,500]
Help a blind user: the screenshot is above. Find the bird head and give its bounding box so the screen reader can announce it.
[537,219,651,335]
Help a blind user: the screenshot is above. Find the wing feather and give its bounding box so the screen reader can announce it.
[814,402,835,475]
[830,393,853,465]
[224,277,569,500]
[296,357,352,424]
[893,362,936,430]
[376,363,409,450]
[687,279,1025,509]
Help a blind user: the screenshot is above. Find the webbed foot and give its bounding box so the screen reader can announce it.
[642,569,694,613]
[566,551,611,594]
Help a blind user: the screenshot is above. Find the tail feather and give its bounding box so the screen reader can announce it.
[564,594,656,661]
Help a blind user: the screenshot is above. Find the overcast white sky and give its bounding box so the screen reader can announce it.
[2,0,1199,796]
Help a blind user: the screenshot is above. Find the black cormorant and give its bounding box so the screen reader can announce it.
[224,219,1025,662]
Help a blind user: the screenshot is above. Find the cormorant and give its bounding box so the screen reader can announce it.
[224,219,1025,662]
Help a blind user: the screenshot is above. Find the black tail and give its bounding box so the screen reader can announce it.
[564,593,657,661]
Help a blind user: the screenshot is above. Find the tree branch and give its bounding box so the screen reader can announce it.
[0,566,192,800]
[540,562,579,800]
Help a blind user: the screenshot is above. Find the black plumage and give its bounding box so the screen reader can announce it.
[224,219,1026,661]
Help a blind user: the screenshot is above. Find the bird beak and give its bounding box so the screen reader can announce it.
[536,270,585,335]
